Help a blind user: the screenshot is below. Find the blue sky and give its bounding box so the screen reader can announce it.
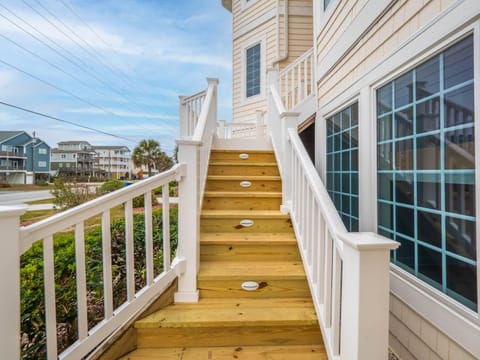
[0,0,232,154]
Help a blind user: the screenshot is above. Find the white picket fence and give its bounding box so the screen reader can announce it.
[0,78,218,360]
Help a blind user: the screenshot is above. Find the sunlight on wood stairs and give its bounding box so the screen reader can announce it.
[120,149,327,359]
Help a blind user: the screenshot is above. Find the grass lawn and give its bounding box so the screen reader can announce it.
[0,184,53,191]
[25,198,54,205]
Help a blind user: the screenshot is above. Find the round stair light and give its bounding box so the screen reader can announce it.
[240,181,252,188]
[241,281,259,291]
[239,219,254,227]
[239,153,249,160]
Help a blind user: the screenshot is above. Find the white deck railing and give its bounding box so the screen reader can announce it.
[216,111,266,140]
[179,89,207,137]
[0,78,219,360]
[279,47,314,111]
[268,67,398,360]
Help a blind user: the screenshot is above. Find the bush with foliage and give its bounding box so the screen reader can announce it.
[98,179,124,194]
[50,179,96,211]
[20,207,178,359]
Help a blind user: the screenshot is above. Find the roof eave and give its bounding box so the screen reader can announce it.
[221,0,232,12]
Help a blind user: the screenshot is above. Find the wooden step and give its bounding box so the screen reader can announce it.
[201,232,297,245]
[203,191,282,210]
[208,162,280,176]
[135,298,321,348]
[200,210,293,233]
[210,149,276,163]
[121,344,327,359]
[206,175,282,192]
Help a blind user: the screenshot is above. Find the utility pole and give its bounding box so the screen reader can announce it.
[32,131,36,185]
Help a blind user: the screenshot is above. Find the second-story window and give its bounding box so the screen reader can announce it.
[38,148,47,155]
[246,43,261,98]
[324,0,332,10]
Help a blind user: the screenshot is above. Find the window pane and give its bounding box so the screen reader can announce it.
[378,202,393,230]
[377,84,392,115]
[416,97,440,134]
[444,35,473,89]
[246,44,261,97]
[446,256,477,310]
[394,71,413,108]
[444,85,474,128]
[418,245,442,286]
[378,115,392,141]
[446,216,476,260]
[418,210,442,248]
[417,173,441,210]
[396,173,414,205]
[378,143,392,170]
[396,205,414,238]
[395,139,413,170]
[445,173,475,216]
[378,173,393,201]
[416,55,440,100]
[396,236,415,270]
[444,127,474,170]
[417,135,440,170]
[395,107,413,138]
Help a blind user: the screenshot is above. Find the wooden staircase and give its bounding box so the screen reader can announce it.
[121,149,326,359]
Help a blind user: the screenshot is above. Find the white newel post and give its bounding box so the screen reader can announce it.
[218,120,226,139]
[0,205,27,359]
[280,112,299,211]
[339,233,398,360]
[175,140,201,302]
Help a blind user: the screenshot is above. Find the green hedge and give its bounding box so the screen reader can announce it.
[20,207,178,359]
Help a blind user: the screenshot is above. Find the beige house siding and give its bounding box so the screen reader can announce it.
[316,0,455,106]
[389,294,476,360]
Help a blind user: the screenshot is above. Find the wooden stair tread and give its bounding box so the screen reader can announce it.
[207,175,281,181]
[121,344,327,359]
[204,191,282,198]
[201,232,297,245]
[201,210,289,218]
[211,149,274,153]
[198,260,305,279]
[209,162,277,167]
[135,298,317,328]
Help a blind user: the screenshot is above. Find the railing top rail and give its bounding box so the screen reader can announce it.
[279,47,314,76]
[191,79,218,142]
[181,89,207,104]
[19,164,186,254]
[269,84,286,114]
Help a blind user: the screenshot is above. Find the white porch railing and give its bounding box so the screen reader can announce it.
[179,89,207,137]
[216,110,266,140]
[0,78,218,360]
[279,47,314,111]
[268,67,398,360]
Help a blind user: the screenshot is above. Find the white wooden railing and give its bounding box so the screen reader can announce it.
[179,89,207,137]
[216,111,266,140]
[0,78,219,360]
[279,47,314,111]
[268,68,398,360]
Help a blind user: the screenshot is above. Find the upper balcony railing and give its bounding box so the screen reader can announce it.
[216,111,266,140]
[267,65,398,360]
[0,164,26,171]
[279,47,314,111]
[1,78,219,360]
[0,151,27,158]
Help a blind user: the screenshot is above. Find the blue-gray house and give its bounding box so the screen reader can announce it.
[0,131,51,184]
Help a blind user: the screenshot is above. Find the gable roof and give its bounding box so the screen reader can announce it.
[0,131,26,143]
[58,141,91,145]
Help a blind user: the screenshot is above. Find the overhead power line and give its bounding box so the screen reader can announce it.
[0,100,136,143]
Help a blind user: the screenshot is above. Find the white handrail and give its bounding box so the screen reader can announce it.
[267,65,398,359]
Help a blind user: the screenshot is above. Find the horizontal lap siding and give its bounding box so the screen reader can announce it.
[315,0,454,107]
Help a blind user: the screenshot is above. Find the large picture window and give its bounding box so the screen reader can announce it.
[245,43,261,98]
[377,35,476,310]
[326,103,359,231]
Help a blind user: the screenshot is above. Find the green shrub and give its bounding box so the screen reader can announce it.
[132,193,158,208]
[50,179,96,211]
[99,179,124,194]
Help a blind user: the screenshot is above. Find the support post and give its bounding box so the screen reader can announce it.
[0,205,27,360]
[178,95,188,137]
[174,140,200,302]
[218,120,226,139]
[339,233,398,360]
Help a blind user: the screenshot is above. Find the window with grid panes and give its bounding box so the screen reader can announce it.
[326,103,359,231]
[246,43,261,98]
[377,35,476,310]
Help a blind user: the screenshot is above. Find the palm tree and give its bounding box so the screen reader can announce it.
[132,139,171,177]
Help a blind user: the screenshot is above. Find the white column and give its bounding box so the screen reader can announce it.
[174,140,200,302]
[0,205,27,360]
[179,95,188,137]
[339,232,398,360]
[280,112,299,211]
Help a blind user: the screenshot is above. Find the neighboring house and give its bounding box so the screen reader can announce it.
[50,141,100,178]
[222,0,479,359]
[0,130,50,184]
[93,146,132,179]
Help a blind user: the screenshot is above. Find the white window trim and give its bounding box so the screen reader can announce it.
[314,4,480,354]
[241,0,258,11]
[314,0,341,40]
[240,34,266,105]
